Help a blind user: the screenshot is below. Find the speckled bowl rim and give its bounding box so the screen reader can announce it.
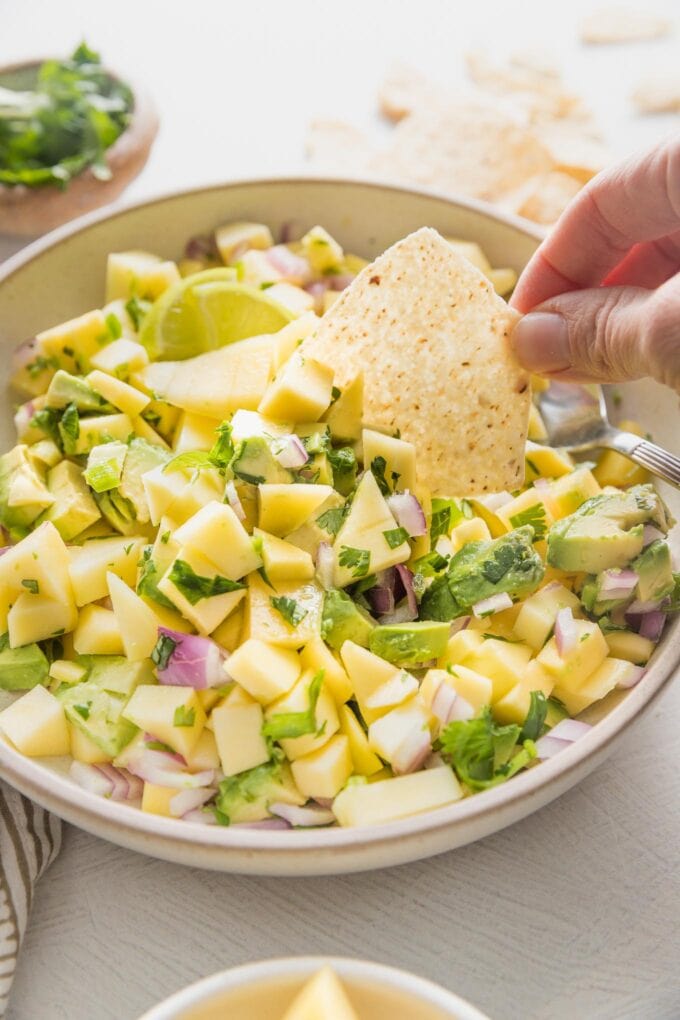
[0,176,677,873]
[135,955,490,1020]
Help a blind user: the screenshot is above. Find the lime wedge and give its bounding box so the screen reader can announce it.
[139,268,294,360]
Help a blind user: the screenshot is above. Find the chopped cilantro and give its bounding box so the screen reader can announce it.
[438,708,536,791]
[173,705,196,727]
[338,545,370,578]
[73,703,91,720]
[270,596,308,628]
[160,531,171,544]
[331,385,341,401]
[58,402,80,454]
[125,295,149,330]
[21,579,39,594]
[151,633,178,671]
[520,691,548,742]
[317,505,348,536]
[262,670,324,741]
[105,313,122,340]
[383,526,409,549]
[169,559,245,605]
[509,502,547,541]
[370,455,391,496]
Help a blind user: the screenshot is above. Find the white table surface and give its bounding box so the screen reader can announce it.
[2,1,680,1017]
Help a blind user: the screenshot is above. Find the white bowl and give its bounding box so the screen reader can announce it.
[0,178,677,875]
[135,956,490,1020]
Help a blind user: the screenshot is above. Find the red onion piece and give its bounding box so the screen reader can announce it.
[365,670,418,709]
[170,787,216,818]
[279,221,299,244]
[13,402,35,435]
[549,719,592,742]
[272,434,309,469]
[430,681,459,726]
[185,234,219,261]
[315,542,335,590]
[554,606,577,657]
[156,627,227,689]
[329,273,355,291]
[182,808,218,825]
[269,802,336,827]
[70,762,142,801]
[395,564,418,617]
[392,727,433,775]
[95,763,131,801]
[638,611,666,642]
[0,547,10,558]
[627,598,663,614]
[642,524,665,547]
[379,604,418,625]
[231,818,291,830]
[312,797,334,810]
[304,280,330,313]
[599,568,638,600]
[225,480,246,522]
[532,478,550,493]
[266,245,312,284]
[449,693,475,722]
[472,591,513,619]
[369,585,395,616]
[126,747,215,789]
[70,761,114,797]
[616,664,645,689]
[386,492,427,537]
[534,735,571,760]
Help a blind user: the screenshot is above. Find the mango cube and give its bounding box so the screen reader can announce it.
[604,631,654,665]
[443,664,493,712]
[537,620,608,690]
[0,686,70,757]
[141,783,176,817]
[211,698,270,776]
[105,251,180,302]
[291,734,353,799]
[492,661,554,725]
[253,528,315,582]
[86,370,151,416]
[438,629,485,668]
[243,573,323,648]
[548,467,601,520]
[225,639,302,703]
[332,471,410,588]
[367,697,432,771]
[266,669,339,761]
[323,373,364,442]
[107,572,161,661]
[73,605,124,656]
[258,351,334,421]
[214,221,273,262]
[70,723,110,764]
[513,583,581,651]
[339,641,404,724]
[123,685,206,758]
[332,766,462,827]
[157,547,246,635]
[337,704,382,776]
[258,483,335,536]
[37,309,108,374]
[172,412,221,453]
[465,639,533,701]
[449,517,492,552]
[362,428,416,492]
[174,501,262,580]
[68,535,145,606]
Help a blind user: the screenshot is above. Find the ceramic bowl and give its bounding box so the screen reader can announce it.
[136,956,490,1020]
[0,178,677,874]
[0,58,158,237]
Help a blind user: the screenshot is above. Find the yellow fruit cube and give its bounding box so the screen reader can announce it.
[8,594,77,649]
[367,697,432,770]
[105,251,180,302]
[172,412,221,453]
[107,572,161,661]
[438,629,485,668]
[90,338,149,378]
[141,783,176,817]
[263,282,315,316]
[253,529,315,582]
[362,429,416,492]
[337,704,382,776]
[593,422,650,488]
[86,370,150,416]
[527,403,548,442]
[70,723,110,763]
[182,728,220,771]
[0,686,70,757]
[243,573,323,648]
[210,605,244,652]
[0,520,74,605]
[258,483,335,536]
[211,698,270,776]
[322,373,363,443]
[266,669,339,761]
[332,471,410,588]
[524,442,574,481]
[282,966,358,1020]
[537,620,608,690]
[339,641,404,725]
[604,631,654,665]
[72,413,134,456]
[299,637,352,703]
[258,351,334,421]
[291,734,353,799]
[123,685,206,758]
[548,467,601,520]
[174,501,261,581]
[496,487,554,541]
[49,659,87,686]
[492,661,554,725]
[157,547,247,635]
[443,664,493,711]
[554,657,631,715]
[302,225,344,273]
[449,517,492,552]
[214,221,273,262]
[225,639,301,703]
[43,460,101,541]
[466,639,533,701]
[68,535,145,606]
[332,766,462,827]
[513,583,581,651]
[37,309,108,374]
[73,605,124,656]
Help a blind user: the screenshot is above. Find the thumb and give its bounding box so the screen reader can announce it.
[510,278,680,392]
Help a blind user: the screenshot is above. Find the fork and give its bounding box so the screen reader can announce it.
[535,382,680,490]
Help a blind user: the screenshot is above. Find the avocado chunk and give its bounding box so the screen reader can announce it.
[230,436,292,485]
[45,370,111,413]
[321,588,375,650]
[0,633,49,691]
[580,573,630,618]
[58,660,146,756]
[137,546,177,610]
[632,540,675,604]
[94,488,138,535]
[0,445,54,540]
[118,438,170,522]
[368,620,449,667]
[547,484,671,574]
[215,757,302,824]
[420,526,544,621]
[41,459,101,541]
[77,655,154,697]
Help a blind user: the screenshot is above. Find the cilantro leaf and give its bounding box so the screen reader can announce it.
[370,456,391,496]
[438,707,536,790]
[125,295,150,330]
[105,312,122,340]
[270,596,308,628]
[168,559,245,605]
[383,526,409,549]
[21,579,39,594]
[509,502,548,541]
[520,690,548,741]
[338,545,370,578]
[429,497,465,547]
[137,546,177,611]
[262,670,325,741]
[317,505,348,536]
[173,705,196,727]
[151,633,178,671]
[209,421,234,469]
[58,402,80,454]
[328,446,357,495]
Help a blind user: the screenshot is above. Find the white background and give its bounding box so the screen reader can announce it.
[2,1,680,1018]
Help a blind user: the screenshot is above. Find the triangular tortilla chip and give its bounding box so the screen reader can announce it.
[302,227,530,495]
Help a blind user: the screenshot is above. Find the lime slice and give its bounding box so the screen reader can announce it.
[140,269,294,360]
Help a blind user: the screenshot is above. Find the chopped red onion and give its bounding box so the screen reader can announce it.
[304,280,330,313]
[125,747,215,789]
[225,480,246,521]
[392,727,433,775]
[532,478,550,493]
[379,604,418,625]
[369,584,395,616]
[449,616,471,636]
[70,761,114,798]
[312,797,334,810]
[170,787,216,818]
[395,564,418,616]
[430,681,459,726]
[534,735,570,759]
[642,524,665,547]
[182,808,218,825]
[638,611,666,642]
[616,664,645,689]
[365,670,418,709]
[554,606,577,657]
[266,245,312,284]
[627,598,663,614]
[272,434,309,469]
[599,568,638,601]
[315,542,335,590]
[185,234,219,261]
[156,627,227,689]
[95,763,132,801]
[329,273,355,291]
[279,221,299,244]
[13,402,35,435]
[269,802,336,827]
[472,591,513,619]
[386,492,427,537]
[477,490,514,509]
[549,719,592,742]
[70,761,142,802]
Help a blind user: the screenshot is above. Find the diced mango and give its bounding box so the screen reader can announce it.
[443,664,493,711]
[0,686,70,757]
[492,661,554,725]
[524,442,574,481]
[496,487,554,543]
[107,573,161,661]
[548,467,601,520]
[322,373,363,443]
[291,734,353,799]
[253,529,315,582]
[123,685,206,758]
[438,629,485,668]
[337,704,382,777]
[214,221,273,262]
[339,641,404,725]
[211,698,270,776]
[68,535,145,606]
[141,783,176,817]
[70,723,110,764]
[86,370,151,416]
[106,251,180,302]
[157,547,246,635]
[258,483,334,536]
[37,309,108,374]
[367,697,432,771]
[300,636,353,703]
[243,573,322,648]
[332,471,410,588]
[225,639,301,703]
[182,728,220,771]
[465,638,534,701]
[266,669,339,761]
[537,619,608,691]
[73,605,124,656]
[8,594,77,649]
[210,605,244,652]
[449,517,492,552]
[332,766,462,827]
[174,501,261,580]
[362,429,416,492]
[259,351,334,421]
[513,583,581,651]
[172,412,221,453]
[604,631,654,665]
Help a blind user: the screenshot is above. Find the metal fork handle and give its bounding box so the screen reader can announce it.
[606,430,680,489]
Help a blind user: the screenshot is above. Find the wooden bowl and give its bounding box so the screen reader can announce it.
[0,59,159,237]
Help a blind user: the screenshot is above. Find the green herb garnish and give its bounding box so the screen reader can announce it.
[270,596,308,628]
[338,545,370,578]
[169,559,245,605]
[262,670,324,741]
[151,633,177,671]
[173,705,196,727]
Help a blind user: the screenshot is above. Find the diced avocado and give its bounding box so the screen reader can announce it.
[0,632,49,691]
[368,621,449,667]
[547,485,671,574]
[420,526,544,621]
[118,438,170,522]
[41,460,101,541]
[579,574,630,618]
[84,441,128,493]
[0,445,55,541]
[230,436,292,485]
[45,370,112,413]
[215,757,303,824]
[58,677,141,757]
[94,489,138,535]
[137,545,177,610]
[327,445,358,496]
[632,540,674,604]
[321,589,375,650]
[76,655,154,697]
[544,696,570,729]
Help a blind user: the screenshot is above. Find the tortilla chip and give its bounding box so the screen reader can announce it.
[464,51,590,123]
[508,170,583,226]
[579,6,671,43]
[378,63,446,121]
[631,71,680,113]
[535,123,609,182]
[302,228,530,495]
[368,101,553,203]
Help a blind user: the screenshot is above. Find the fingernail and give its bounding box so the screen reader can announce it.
[512,312,571,373]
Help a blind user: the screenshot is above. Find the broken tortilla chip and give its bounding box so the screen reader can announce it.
[579,6,672,43]
[631,71,680,113]
[377,63,446,121]
[506,170,584,226]
[302,228,530,495]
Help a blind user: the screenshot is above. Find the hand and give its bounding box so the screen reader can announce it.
[510,134,680,393]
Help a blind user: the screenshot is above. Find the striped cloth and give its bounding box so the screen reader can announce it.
[0,784,61,1016]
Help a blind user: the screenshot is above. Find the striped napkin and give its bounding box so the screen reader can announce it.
[0,783,61,1016]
